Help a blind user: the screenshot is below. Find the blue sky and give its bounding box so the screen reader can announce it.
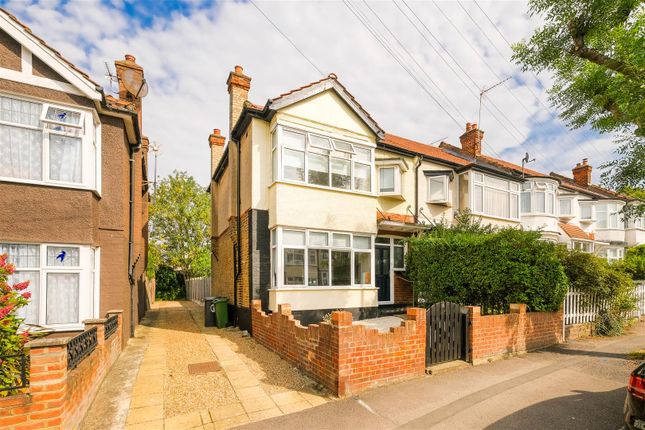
[2,0,618,186]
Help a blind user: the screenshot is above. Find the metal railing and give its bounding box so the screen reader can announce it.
[0,354,29,392]
[185,277,211,304]
[67,327,97,370]
[104,314,118,340]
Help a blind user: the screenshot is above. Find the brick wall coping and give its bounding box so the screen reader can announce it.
[83,318,108,324]
[25,335,73,348]
[106,309,124,314]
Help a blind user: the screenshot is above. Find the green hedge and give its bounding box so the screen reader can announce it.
[407,228,568,314]
[155,265,185,300]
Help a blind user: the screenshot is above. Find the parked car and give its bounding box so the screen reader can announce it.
[625,362,645,430]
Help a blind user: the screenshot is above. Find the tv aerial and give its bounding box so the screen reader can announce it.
[121,68,149,99]
[104,62,119,94]
[521,152,536,178]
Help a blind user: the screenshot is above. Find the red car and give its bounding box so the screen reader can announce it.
[625,362,645,430]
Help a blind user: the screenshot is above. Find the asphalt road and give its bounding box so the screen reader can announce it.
[238,323,645,430]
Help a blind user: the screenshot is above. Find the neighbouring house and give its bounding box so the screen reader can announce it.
[0,9,150,342]
[209,67,644,330]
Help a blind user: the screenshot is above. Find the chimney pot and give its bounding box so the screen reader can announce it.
[234,65,243,74]
[214,128,221,136]
[466,122,472,131]
[125,54,136,62]
[472,123,478,129]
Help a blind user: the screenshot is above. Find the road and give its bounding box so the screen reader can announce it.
[238,323,645,429]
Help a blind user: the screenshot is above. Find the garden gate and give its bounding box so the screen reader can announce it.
[426,302,468,365]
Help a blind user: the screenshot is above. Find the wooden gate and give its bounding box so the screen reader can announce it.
[426,302,468,365]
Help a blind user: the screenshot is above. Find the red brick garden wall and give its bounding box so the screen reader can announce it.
[0,311,123,429]
[467,304,563,365]
[251,300,426,397]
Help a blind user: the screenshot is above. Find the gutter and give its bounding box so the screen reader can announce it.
[234,138,241,326]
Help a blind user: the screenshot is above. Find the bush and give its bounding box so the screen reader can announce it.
[620,244,645,280]
[557,248,636,335]
[407,227,568,314]
[155,265,185,300]
[0,254,33,396]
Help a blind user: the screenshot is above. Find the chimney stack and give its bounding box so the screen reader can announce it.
[114,54,145,129]
[572,158,592,186]
[226,65,251,136]
[459,122,484,157]
[209,128,226,177]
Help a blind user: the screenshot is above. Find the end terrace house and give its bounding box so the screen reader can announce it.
[209,67,644,331]
[0,9,151,341]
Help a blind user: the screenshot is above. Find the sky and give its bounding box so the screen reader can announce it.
[2,0,618,187]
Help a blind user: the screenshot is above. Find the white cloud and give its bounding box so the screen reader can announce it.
[4,0,617,185]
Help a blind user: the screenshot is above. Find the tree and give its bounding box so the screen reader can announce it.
[512,0,644,210]
[148,171,211,279]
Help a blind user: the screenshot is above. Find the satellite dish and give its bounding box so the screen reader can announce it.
[122,68,149,98]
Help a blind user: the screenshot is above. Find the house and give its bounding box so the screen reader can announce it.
[209,67,644,330]
[0,9,150,342]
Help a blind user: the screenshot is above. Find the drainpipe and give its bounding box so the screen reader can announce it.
[128,146,136,337]
[414,156,422,223]
[233,138,241,326]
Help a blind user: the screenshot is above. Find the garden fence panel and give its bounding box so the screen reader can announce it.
[185,277,211,304]
[565,282,645,326]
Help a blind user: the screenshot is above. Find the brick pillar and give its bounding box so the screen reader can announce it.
[26,338,70,429]
[465,306,481,363]
[84,318,107,373]
[106,310,124,364]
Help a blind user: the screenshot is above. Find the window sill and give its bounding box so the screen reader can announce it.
[427,200,451,207]
[270,180,375,198]
[270,286,377,291]
[0,177,98,195]
[579,218,596,223]
[470,211,520,223]
[379,192,405,200]
[521,212,558,218]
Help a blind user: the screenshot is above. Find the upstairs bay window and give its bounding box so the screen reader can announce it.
[426,174,449,204]
[520,180,557,216]
[272,228,373,288]
[275,126,373,193]
[0,95,98,190]
[596,202,624,229]
[471,172,520,220]
[377,159,407,197]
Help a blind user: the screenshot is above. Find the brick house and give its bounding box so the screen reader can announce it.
[209,67,644,330]
[0,9,150,341]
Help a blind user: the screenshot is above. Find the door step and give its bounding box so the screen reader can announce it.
[425,360,470,375]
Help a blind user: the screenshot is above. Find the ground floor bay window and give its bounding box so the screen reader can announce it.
[271,228,374,289]
[1,243,99,330]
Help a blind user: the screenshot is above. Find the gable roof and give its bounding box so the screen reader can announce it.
[267,74,384,138]
[0,8,102,100]
[550,172,630,201]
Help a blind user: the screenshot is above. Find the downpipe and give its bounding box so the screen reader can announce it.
[128,147,136,337]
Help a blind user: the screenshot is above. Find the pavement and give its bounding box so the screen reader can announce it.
[237,322,645,430]
[81,301,329,430]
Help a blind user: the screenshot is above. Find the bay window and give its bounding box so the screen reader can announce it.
[273,126,373,193]
[572,241,593,253]
[520,180,557,216]
[0,94,98,190]
[596,202,623,229]
[272,228,373,288]
[471,172,520,220]
[379,167,396,193]
[601,247,624,262]
[1,243,98,329]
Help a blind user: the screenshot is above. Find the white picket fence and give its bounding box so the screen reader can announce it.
[564,281,645,325]
[185,277,211,304]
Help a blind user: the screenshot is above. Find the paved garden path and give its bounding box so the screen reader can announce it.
[81,301,329,430]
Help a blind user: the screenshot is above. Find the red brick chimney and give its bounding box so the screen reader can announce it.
[209,128,226,176]
[459,122,484,157]
[572,158,592,186]
[114,54,145,129]
[226,65,251,135]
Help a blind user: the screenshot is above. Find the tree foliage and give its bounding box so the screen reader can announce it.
[513,0,644,205]
[148,171,211,279]
[619,244,645,280]
[407,228,568,314]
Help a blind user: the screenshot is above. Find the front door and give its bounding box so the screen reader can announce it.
[375,245,391,303]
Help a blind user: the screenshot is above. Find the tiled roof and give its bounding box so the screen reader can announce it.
[439,143,548,178]
[381,134,470,166]
[270,75,334,103]
[559,222,594,241]
[377,211,416,224]
[1,8,100,89]
[550,173,629,201]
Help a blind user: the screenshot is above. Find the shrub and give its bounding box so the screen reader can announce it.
[154,265,185,300]
[557,248,636,335]
[0,254,33,396]
[407,227,568,314]
[620,244,645,280]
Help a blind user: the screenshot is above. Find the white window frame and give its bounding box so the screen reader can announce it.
[519,180,558,216]
[558,197,574,217]
[1,242,99,331]
[470,171,520,221]
[272,125,374,195]
[0,93,99,191]
[426,175,449,204]
[595,202,624,229]
[571,240,594,253]
[579,202,595,222]
[270,227,375,289]
[378,166,401,196]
